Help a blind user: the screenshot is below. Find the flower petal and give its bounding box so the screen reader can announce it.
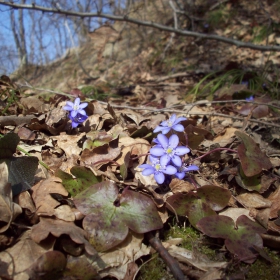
[169,134,179,148]
[74,98,80,106]
[163,165,177,175]
[169,114,177,124]
[71,121,79,128]
[171,155,182,167]
[160,154,171,166]
[149,155,160,164]
[161,120,169,127]
[161,127,171,134]
[154,172,165,184]
[66,101,74,107]
[150,146,165,157]
[77,109,87,116]
[142,168,156,176]
[71,110,78,118]
[173,116,187,125]
[79,102,88,109]
[63,105,73,111]
[153,126,164,133]
[139,164,153,169]
[175,146,190,155]
[175,172,185,179]
[157,134,168,148]
[172,124,185,132]
[185,165,199,172]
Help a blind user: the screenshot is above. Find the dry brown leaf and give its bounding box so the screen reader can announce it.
[53,205,76,222]
[14,191,38,225]
[169,178,195,194]
[236,193,272,209]
[31,177,68,217]
[164,243,227,271]
[30,217,96,255]
[0,161,22,233]
[21,96,44,113]
[219,207,254,222]
[0,230,55,279]
[81,139,121,167]
[213,127,237,147]
[268,183,280,219]
[117,136,150,166]
[96,232,150,280]
[52,133,85,159]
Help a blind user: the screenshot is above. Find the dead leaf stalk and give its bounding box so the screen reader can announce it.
[146,231,188,280]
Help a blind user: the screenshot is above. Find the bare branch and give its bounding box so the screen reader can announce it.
[1,1,280,52]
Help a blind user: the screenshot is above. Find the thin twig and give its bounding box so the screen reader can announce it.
[146,232,187,280]
[1,1,280,52]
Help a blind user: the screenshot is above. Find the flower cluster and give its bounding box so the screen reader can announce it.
[139,114,199,184]
[245,96,254,102]
[63,97,88,128]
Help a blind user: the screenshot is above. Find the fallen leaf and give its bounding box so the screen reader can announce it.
[55,166,102,197]
[0,230,54,279]
[0,161,22,233]
[30,217,96,255]
[167,185,231,228]
[235,130,272,177]
[197,215,266,263]
[236,193,272,209]
[31,177,68,217]
[74,181,163,251]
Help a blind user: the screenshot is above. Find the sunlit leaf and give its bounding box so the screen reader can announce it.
[0,133,20,159]
[197,215,266,263]
[74,181,163,251]
[167,185,231,228]
[55,166,102,197]
[235,131,272,177]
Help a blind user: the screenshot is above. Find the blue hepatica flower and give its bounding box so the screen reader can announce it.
[153,114,187,134]
[150,134,190,167]
[245,96,254,101]
[175,164,199,180]
[63,97,88,128]
[63,97,88,118]
[139,156,177,184]
[69,113,88,128]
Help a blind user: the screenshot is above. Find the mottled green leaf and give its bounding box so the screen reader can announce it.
[55,166,102,197]
[0,133,20,159]
[197,215,266,263]
[167,185,231,228]
[235,131,272,177]
[74,181,163,251]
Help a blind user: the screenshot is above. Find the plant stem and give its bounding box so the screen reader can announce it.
[188,147,237,163]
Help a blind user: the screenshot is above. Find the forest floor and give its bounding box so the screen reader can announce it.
[1,1,280,279]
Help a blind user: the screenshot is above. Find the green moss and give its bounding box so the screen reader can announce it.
[165,224,219,261]
[245,249,280,280]
[137,254,175,280]
[79,85,111,101]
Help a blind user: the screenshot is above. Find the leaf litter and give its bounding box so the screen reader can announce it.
[0,69,280,279]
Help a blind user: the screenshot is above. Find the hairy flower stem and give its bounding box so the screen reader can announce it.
[188,147,237,163]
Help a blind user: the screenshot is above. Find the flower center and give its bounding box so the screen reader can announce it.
[166,147,173,155]
[73,104,79,111]
[155,163,161,171]
[167,120,173,127]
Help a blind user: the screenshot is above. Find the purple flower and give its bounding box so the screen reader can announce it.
[153,114,187,134]
[69,113,88,128]
[175,164,199,179]
[245,96,254,101]
[241,81,249,88]
[139,156,177,184]
[63,97,88,118]
[150,134,190,167]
